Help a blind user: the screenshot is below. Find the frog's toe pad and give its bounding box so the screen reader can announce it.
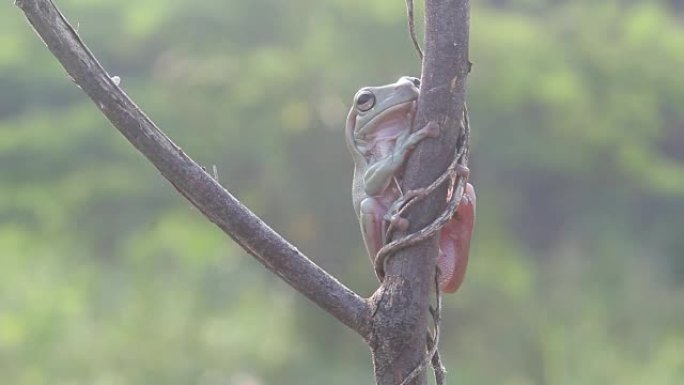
[390,215,410,231]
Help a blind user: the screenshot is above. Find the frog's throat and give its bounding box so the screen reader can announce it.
[356,101,416,137]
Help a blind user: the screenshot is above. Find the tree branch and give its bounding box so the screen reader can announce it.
[15,0,372,340]
[369,0,470,384]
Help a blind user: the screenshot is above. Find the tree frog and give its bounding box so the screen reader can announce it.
[345,76,475,293]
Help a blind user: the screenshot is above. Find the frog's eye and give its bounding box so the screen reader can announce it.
[355,91,376,112]
[409,77,421,87]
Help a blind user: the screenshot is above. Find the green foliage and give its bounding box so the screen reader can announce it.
[1,0,683,383]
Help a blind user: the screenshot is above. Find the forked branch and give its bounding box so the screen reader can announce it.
[16,1,471,383]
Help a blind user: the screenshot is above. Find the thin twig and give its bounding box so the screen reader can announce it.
[430,339,447,385]
[429,272,447,385]
[406,0,424,60]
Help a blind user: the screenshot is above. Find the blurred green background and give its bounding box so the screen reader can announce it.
[2,0,684,384]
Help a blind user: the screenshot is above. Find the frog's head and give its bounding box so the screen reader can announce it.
[346,76,421,140]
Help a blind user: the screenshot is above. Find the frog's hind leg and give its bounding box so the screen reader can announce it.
[359,197,387,270]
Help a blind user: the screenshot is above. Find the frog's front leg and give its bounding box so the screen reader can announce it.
[362,121,440,196]
[359,197,387,263]
[397,120,440,150]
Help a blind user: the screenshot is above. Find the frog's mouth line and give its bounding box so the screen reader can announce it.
[358,100,416,136]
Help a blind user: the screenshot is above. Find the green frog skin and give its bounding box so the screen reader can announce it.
[345,76,475,293]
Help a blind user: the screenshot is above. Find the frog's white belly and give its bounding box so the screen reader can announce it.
[367,116,410,160]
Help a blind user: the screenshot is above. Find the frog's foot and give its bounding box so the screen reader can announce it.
[384,187,426,229]
[388,214,409,231]
[390,187,426,212]
[402,121,440,151]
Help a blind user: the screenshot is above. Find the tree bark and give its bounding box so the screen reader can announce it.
[369,1,470,384]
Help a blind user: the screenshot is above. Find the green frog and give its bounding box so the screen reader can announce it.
[345,76,475,293]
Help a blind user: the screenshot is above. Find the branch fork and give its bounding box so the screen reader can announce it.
[16,1,471,384]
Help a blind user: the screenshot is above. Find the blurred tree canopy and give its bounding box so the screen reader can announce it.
[1,0,683,384]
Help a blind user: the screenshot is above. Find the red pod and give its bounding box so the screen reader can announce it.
[437,183,476,293]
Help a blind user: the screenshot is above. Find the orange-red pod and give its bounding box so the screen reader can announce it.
[437,183,476,293]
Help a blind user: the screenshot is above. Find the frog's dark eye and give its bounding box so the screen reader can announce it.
[355,91,376,112]
[409,77,421,87]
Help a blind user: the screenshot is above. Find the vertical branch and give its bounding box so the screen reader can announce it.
[369,0,470,384]
[16,0,470,383]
